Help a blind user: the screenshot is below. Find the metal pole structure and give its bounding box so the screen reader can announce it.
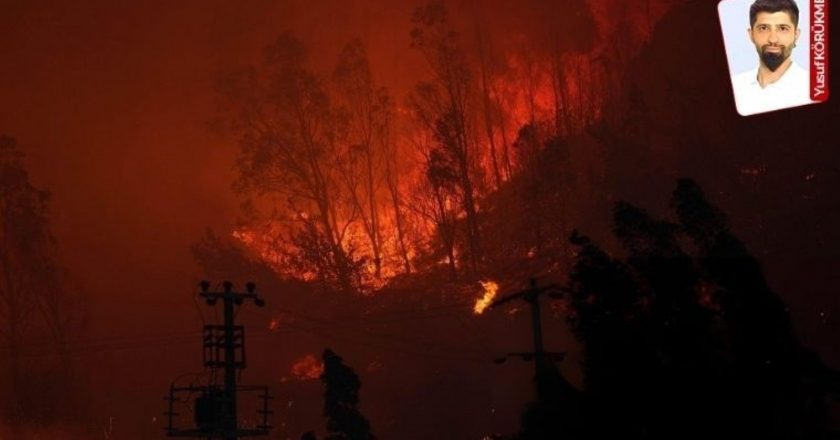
[525,279,545,378]
[222,283,237,440]
[165,280,270,439]
[490,278,565,380]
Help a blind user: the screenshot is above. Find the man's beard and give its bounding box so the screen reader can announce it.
[760,45,790,71]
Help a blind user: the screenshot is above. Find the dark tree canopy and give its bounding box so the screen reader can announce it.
[518,361,584,440]
[563,179,835,439]
[320,349,376,440]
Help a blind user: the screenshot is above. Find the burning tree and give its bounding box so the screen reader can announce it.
[219,33,364,293]
[528,0,597,136]
[218,32,430,292]
[410,1,484,274]
[470,2,514,189]
[332,39,395,280]
[409,140,461,276]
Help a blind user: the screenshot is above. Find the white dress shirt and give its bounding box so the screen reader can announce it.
[731,61,813,116]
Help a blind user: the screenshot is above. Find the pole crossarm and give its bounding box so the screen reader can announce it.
[164,281,271,440]
[504,351,566,362]
[489,279,564,309]
[489,278,568,379]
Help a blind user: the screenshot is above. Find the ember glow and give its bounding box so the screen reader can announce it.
[290,354,324,381]
[474,281,500,315]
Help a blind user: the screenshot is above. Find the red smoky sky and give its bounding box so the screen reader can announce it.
[0,2,446,435]
[0,0,434,321]
[0,1,688,438]
[0,0,668,326]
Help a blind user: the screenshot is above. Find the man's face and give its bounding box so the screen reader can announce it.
[749,11,800,71]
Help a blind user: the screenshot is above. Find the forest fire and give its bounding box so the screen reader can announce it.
[4,0,840,438]
[224,24,610,292]
[474,280,499,315]
[206,0,655,296]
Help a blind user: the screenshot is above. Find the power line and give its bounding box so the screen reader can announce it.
[244,304,492,357]
[256,321,490,365]
[2,294,501,363]
[3,320,491,364]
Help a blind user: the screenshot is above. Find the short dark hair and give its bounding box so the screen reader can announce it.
[750,0,799,28]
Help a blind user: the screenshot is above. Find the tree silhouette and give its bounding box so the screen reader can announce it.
[410,1,483,273]
[565,179,836,439]
[0,136,76,426]
[333,39,395,279]
[671,179,834,438]
[320,349,376,440]
[217,33,362,293]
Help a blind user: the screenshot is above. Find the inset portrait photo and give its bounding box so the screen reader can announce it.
[719,0,829,116]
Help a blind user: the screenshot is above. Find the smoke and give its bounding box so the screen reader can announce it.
[0,0,689,438]
[0,423,91,440]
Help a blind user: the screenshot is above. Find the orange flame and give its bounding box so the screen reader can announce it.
[229,35,615,289]
[474,280,499,314]
[290,354,324,381]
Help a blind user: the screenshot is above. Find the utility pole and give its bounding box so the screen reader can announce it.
[492,278,584,438]
[490,278,565,380]
[164,281,272,440]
